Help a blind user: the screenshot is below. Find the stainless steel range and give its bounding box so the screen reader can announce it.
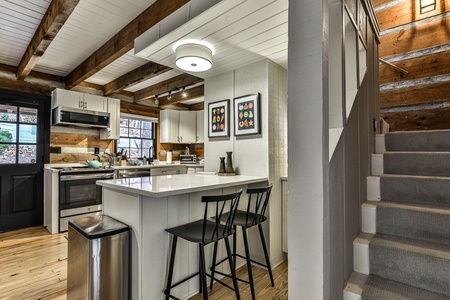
[57,166,115,231]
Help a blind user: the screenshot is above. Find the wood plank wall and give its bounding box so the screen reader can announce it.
[372,0,450,131]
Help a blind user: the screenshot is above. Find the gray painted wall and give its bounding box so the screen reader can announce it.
[288,0,379,298]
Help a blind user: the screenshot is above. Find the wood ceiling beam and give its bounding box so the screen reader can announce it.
[103,62,172,96]
[0,75,54,96]
[16,0,80,80]
[120,101,159,117]
[64,0,190,89]
[135,74,203,102]
[158,85,204,107]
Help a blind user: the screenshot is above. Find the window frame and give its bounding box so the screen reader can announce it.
[116,115,157,160]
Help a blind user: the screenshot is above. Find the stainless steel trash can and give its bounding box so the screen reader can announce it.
[67,215,129,300]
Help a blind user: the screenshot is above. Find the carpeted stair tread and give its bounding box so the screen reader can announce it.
[385,129,450,152]
[380,174,450,208]
[376,201,450,246]
[383,152,450,177]
[361,274,449,300]
[369,233,450,296]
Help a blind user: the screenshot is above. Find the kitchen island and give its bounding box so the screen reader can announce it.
[97,174,268,300]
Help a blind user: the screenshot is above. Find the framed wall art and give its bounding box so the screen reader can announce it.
[234,93,260,136]
[208,99,229,138]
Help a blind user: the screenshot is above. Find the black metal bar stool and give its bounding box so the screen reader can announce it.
[164,190,243,300]
[209,185,274,300]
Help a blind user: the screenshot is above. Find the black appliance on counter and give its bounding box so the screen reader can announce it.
[57,166,115,232]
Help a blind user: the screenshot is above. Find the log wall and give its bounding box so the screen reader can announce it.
[373,0,450,131]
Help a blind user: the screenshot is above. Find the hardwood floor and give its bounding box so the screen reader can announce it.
[0,226,288,299]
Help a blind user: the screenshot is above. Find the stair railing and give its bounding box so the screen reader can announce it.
[379,58,409,78]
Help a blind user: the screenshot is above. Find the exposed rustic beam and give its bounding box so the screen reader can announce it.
[65,0,189,89]
[135,74,203,102]
[103,62,172,96]
[0,63,64,82]
[189,102,205,111]
[158,85,204,107]
[17,0,80,80]
[0,76,54,96]
[120,101,159,117]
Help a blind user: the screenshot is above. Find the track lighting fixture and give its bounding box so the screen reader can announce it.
[154,95,159,106]
[167,91,172,101]
[181,87,187,98]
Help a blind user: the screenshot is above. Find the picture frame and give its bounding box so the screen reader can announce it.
[234,93,260,136]
[208,99,230,138]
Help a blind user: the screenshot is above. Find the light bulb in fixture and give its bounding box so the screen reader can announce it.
[167,91,172,101]
[182,87,187,98]
[154,95,159,106]
[175,44,212,72]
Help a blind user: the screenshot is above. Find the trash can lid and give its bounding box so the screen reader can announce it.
[68,215,129,239]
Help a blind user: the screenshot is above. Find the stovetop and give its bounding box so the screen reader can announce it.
[52,165,115,174]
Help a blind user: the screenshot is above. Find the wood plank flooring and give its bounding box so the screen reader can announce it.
[0,226,288,299]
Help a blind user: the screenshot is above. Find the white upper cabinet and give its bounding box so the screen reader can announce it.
[83,94,108,113]
[51,88,107,113]
[160,110,181,143]
[160,109,204,144]
[179,111,197,144]
[196,110,204,143]
[100,98,121,140]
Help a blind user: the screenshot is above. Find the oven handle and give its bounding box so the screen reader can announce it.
[60,173,115,181]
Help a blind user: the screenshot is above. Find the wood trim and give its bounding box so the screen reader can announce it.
[16,0,80,80]
[0,63,64,83]
[64,0,189,89]
[380,18,450,58]
[380,82,450,107]
[103,62,172,96]
[134,74,203,102]
[380,51,450,84]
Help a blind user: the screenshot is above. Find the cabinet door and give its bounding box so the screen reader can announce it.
[83,94,108,112]
[51,88,83,109]
[196,110,204,143]
[100,98,120,140]
[160,110,180,143]
[179,111,197,143]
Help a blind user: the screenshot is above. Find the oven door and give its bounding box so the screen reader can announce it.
[59,172,114,210]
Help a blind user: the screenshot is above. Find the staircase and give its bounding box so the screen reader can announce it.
[344,130,450,300]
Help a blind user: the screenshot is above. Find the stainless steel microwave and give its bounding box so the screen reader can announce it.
[52,106,109,128]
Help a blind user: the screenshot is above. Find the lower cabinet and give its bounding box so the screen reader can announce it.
[151,166,187,176]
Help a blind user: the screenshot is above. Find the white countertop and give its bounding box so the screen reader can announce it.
[44,162,204,170]
[97,174,267,197]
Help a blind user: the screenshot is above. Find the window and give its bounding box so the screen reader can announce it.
[116,115,156,159]
[0,104,38,164]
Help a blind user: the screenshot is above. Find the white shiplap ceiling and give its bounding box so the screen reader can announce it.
[135,0,288,78]
[0,0,288,104]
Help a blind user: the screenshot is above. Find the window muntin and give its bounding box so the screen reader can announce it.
[116,117,156,159]
[0,105,38,164]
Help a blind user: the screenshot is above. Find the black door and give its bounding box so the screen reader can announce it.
[0,89,50,232]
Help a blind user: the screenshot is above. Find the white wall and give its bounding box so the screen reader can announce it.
[204,59,288,267]
[288,0,327,299]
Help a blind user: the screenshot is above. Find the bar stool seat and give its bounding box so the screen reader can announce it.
[210,184,274,300]
[164,190,243,300]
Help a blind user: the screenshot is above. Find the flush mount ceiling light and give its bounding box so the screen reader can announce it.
[175,43,212,72]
